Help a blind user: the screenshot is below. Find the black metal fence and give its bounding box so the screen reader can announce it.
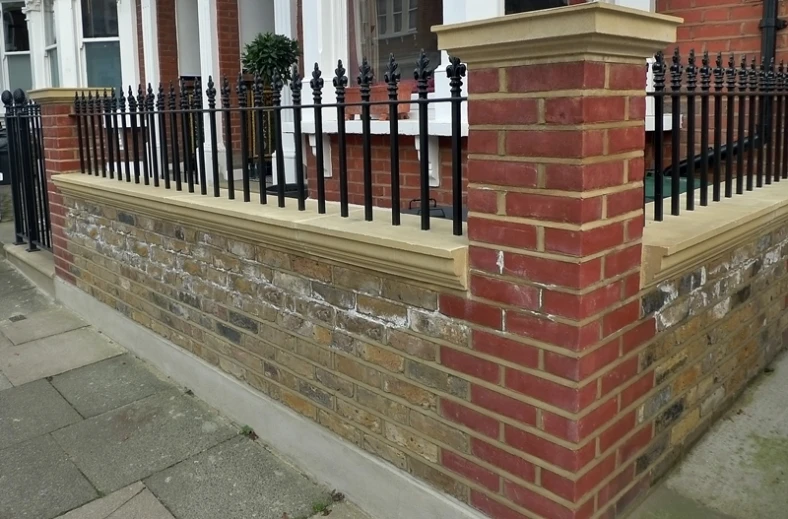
[649,49,788,221]
[1,90,51,251]
[74,52,468,236]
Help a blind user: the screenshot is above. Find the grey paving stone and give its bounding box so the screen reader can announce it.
[53,390,237,494]
[0,379,82,451]
[145,436,330,519]
[106,489,175,519]
[56,482,146,519]
[0,328,123,386]
[0,259,13,273]
[0,435,98,519]
[0,308,88,346]
[0,283,52,321]
[51,355,172,418]
[0,268,35,296]
[0,371,11,391]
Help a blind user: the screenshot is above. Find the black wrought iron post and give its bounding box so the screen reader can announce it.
[416,51,432,231]
[385,55,401,226]
[311,64,326,214]
[447,56,467,236]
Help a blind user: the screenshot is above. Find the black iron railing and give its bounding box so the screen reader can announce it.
[1,90,51,251]
[649,49,788,221]
[74,52,468,236]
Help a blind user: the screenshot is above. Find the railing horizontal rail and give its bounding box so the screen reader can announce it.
[71,52,469,236]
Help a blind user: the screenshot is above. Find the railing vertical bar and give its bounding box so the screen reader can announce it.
[653,53,666,220]
[272,79,286,207]
[756,60,766,188]
[685,52,697,211]
[783,67,788,179]
[385,56,401,226]
[765,60,775,185]
[359,59,374,220]
[129,88,141,184]
[5,96,26,244]
[699,52,711,205]
[416,52,432,231]
[670,50,682,216]
[334,61,350,218]
[146,86,160,188]
[157,86,170,189]
[75,94,86,175]
[448,57,467,236]
[207,78,221,197]
[747,59,757,190]
[138,87,150,185]
[33,104,51,249]
[736,57,747,194]
[292,69,306,211]
[194,78,208,195]
[112,91,122,182]
[171,84,183,191]
[104,91,115,180]
[237,77,251,202]
[252,75,267,204]
[311,66,325,213]
[712,53,723,201]
[18,97,39,251]
[89,92,99,177]
[97,91,107,178]
[725,55,735,197]
[119,90,131,182]
[772,62,785,182]
[180,81,194,193]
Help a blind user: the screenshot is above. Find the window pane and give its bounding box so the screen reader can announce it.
[81,0,119,38]
[3,3,29,52]
[349,0,442,83]
[85,41,121,90]
[376,0,386,14]
[45,0,56,46]
[48,48,59,87]
[7,53,32,92]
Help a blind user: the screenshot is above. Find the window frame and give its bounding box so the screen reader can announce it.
[377,0,418,39]
[44,0,58,87]
[0,1,32,92]
[75,0,122,90]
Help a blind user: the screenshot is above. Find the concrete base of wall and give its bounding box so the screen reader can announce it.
[55,278,487,519]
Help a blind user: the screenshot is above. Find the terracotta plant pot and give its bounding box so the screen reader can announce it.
[372,85,413,121]
[344,87,362,120]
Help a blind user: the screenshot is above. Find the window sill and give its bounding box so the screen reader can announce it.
[52,174,469,291]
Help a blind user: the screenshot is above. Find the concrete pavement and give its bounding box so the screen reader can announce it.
[0,257,372,519]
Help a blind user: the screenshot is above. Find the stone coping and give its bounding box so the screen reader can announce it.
[434,2,681,67]
[53,174,469,291]
[28,88,103,105]
[642,181,788,287]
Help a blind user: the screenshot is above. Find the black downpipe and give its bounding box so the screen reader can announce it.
[761,0,784,141]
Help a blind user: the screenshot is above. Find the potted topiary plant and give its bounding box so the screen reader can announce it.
[240,32,299,180]
[241,32,300,88]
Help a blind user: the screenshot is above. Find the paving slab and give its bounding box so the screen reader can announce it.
[0,379,82,451]
[0,258,13,272]
[0,434,98,519]
[53,390,237,494]
[146,435,331,519]
[105,488,175,519]
[0,371,11,391]
[629,349,788,519]
[0,282,52,320]
[0,268,37,296]
[0,308,88,345]
[51,354,172,418]
[56,482,146,519]
[0,327,123,386]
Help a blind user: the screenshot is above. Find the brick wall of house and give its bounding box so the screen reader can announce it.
[158,0,180,86]
[304,135,469,209]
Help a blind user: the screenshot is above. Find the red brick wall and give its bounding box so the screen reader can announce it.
[158,0,179,86]
[305,134,469,209]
